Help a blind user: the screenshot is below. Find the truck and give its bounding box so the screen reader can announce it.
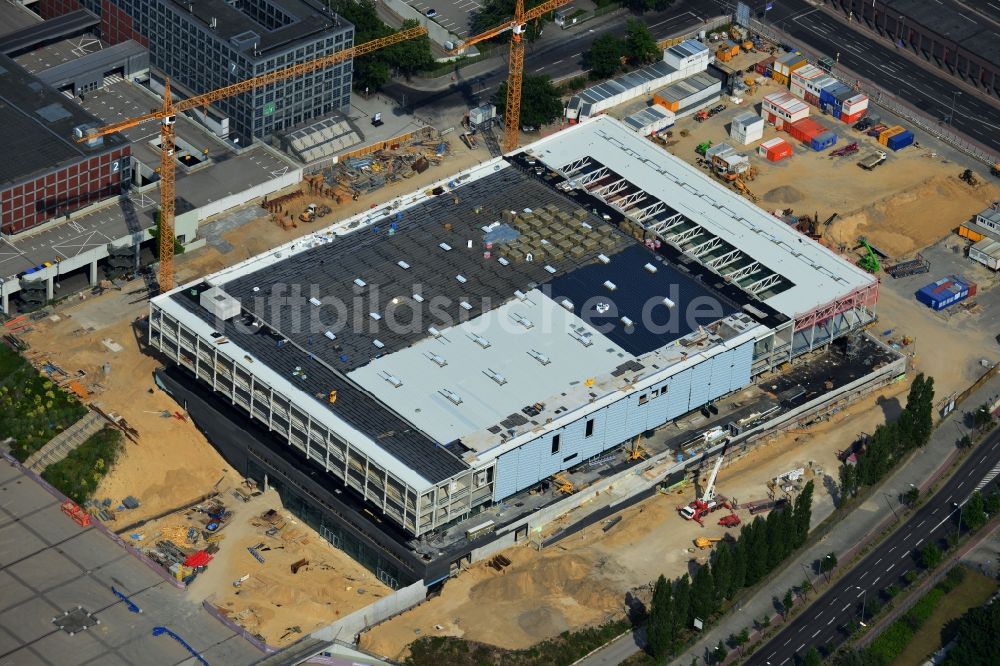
[858,151,887,170]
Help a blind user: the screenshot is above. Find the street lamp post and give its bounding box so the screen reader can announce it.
[823,554,834,583]
[955,501,962,537]
[949,91,961,126]
[855,585,869,623]
[883,493,899,520]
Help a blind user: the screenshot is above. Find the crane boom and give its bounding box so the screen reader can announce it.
[83,26,427,139]
[72,27,427,293]
[701,444,727,502]
[450,0,570,152]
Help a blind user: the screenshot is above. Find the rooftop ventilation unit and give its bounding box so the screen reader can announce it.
[428,326,442,338]
[483,369,507,385]
[528,349,551,365]
[426,352,447,367]
[456,274,468,284]
[569,329,593,347]
[353,278,367,288]
[544,265,556,274]
[621,316,634,327]
[460,301,473,311]
[439,389,463,405]
[498,257,510,266]
[470,334,491,349]
[439,242,452,251]
[510,313,534,329]
[309,297,322,307]
[560,298,574,311]
[603,280,617,291]
[199,286,240,320]
[397,260,410,269]
[644,263,658,273]
[373,339,385,349]
[597,254,611,264]
[324,330,336,340]
[514,289,528,301]
[370,312,382,321]
[662,297,675,308]
[413,293,425,303]
[378,371,403,388]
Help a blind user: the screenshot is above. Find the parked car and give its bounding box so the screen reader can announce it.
[425,8,438,17]
[711,104,727,114]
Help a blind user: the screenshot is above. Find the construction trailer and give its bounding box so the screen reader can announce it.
[916,275,976,310]
[969,238,1000,271]
[730,111,765,145]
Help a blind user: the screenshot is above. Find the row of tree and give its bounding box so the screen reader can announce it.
[586,20,661,79]
[645,481,815,661]
[839,374,935,497]
[327,0,434,91]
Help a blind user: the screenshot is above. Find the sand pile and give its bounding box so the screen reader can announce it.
[762,184,804,203]
[827,175,998,257]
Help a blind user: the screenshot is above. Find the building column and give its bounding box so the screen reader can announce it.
[90,260,98,286]
[46,275,54,302]
[0,286,7,315]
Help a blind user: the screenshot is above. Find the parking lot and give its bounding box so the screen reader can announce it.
[407,0,479,38]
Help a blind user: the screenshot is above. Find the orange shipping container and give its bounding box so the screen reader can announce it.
[959,225,986,242]
[652,94,680,112]
[879,125,905,145]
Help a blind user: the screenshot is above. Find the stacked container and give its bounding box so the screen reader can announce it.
[761,91,810,128]
[805,74,837,106]
[916,276,975,310]
[758,137,793,161]
[755,55,776,77]
[790,64,825,100]
[772,52,808,85]
[840,93,869,123]
[879,125,905,145]
[819,81,853,117]
[730,110,765,145]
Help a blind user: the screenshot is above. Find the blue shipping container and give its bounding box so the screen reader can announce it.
[819,81,850,108]
[916,275,970,310]
[810,130,837,151]
[887,130,914,151]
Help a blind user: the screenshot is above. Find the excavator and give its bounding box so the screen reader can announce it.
[857,238,881,273]
[694,536,722,549]
[734,178,758,202]
[678,441,731,526]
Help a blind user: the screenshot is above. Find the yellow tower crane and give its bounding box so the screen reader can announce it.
[451,0,571,153]
[77,26,427,293]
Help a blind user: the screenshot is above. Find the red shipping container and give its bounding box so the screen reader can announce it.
[841,109,865,124]
[804,92,820,106]
[969,281,977,297]
[786,117,826,143]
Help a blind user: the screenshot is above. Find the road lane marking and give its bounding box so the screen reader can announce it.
[872,576,880,585]
[812,629,821,638]
[828,617,835,625]
[843,604,851,611]
[887,563,895,571]
[889,546,896,552]
[875,558,882,565]
[917,520,925,527]
[798,643,806,652]
[916,538,924,546]
[784,638,792,646]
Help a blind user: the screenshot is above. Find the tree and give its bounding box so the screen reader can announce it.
[670,575,691,650]
[150,211,185,258]
[383,20,435,77]
[624,19,659,65]
[903,486,920,505]
[623,0,676,12]
[494,75,563,129]
[794,481,815,548]
[820,551,838,574]
[906,373,935,446]
[973,404,995,432]
[942,598,1000,665]
[731,538,748,593]
[800,578,813,599]
[713,639,727,664]
[711,542,734,600]
[985,490,1000,517]
[690,565,717,622]
[765,507,788,571]
[587,34,623,80]
[782,589,794,618]
[647,574,673,660]
[803,647,823,666]
[920,543,943,570]
[471,0,547,41]
[840,462,858,498]
[961,491,988,532]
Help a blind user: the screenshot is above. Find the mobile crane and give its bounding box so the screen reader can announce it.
[857,238,881,273]
[76,26,427,293]
[678,440,731,526]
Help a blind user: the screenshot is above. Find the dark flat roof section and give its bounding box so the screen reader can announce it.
[0,8,99,57]
[0,54,128,188]
[547,243,741,356]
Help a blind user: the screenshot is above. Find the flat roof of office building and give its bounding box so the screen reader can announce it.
[0,54,128,188]
[168,0,352,57]
[0,1,44,40]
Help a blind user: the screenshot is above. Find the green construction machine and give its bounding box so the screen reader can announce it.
[857,238,880,273]
[696,141,713,156]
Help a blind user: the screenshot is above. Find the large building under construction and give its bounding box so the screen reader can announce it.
[148,116,878,586]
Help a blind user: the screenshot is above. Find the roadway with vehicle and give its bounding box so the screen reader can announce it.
[744,426,1000,666]
[752,0,1000,152]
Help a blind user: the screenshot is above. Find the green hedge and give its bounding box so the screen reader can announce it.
[904,587,945,630]
[41,428,123,504]
[866,621,914,665]
[0,345,87,461]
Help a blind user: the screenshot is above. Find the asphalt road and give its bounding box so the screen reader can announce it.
[744,427,1000,666]
[757,0,1000,152]
[383,0,716,113]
